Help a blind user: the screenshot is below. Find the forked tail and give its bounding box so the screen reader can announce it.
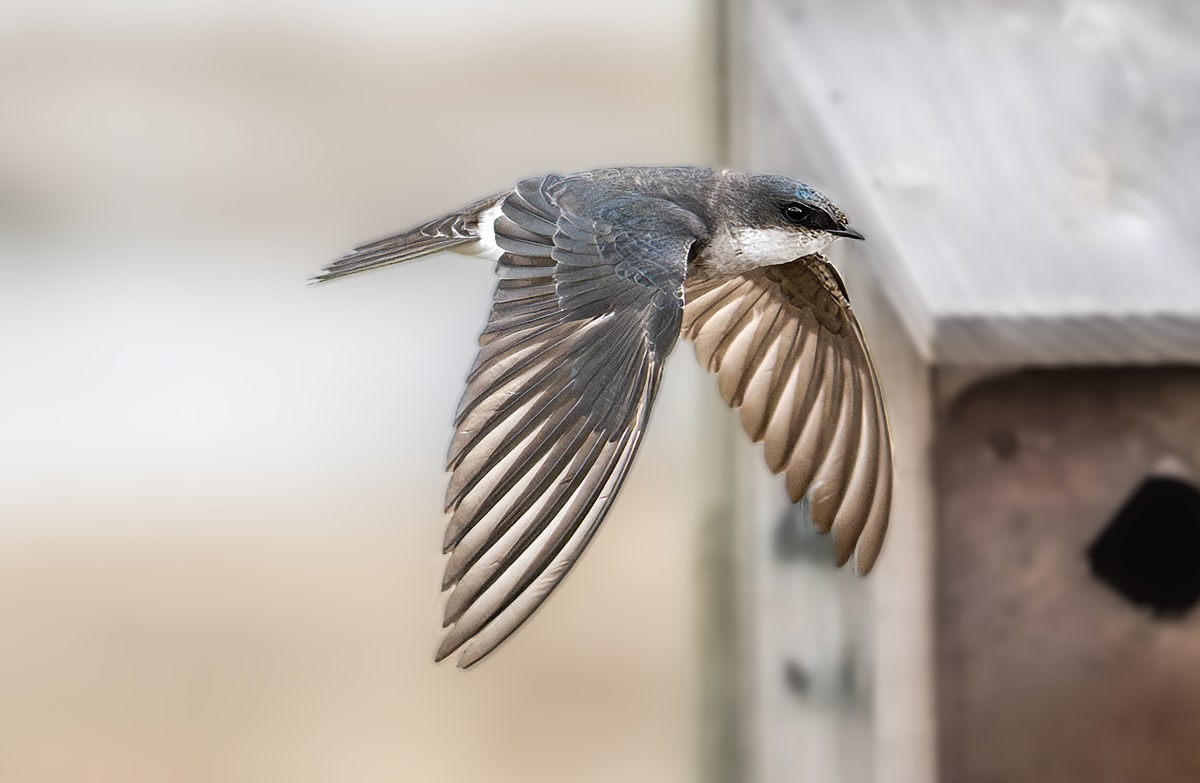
[309,192,505,285]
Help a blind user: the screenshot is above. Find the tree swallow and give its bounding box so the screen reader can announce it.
[312,167,892,668]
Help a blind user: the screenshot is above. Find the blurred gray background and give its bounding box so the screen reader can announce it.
[0,2,720,781]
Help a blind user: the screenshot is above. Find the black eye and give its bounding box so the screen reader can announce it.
[782,202,813,225]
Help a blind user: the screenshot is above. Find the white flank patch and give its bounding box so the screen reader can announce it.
[466,201,507,262]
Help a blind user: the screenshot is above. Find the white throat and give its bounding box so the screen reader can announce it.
[734,226,833,264]
[700,226,834,275]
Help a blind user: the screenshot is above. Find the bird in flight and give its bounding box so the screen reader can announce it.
[312,167,893,668]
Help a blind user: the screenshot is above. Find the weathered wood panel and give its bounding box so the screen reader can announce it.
[747,0,1200,365]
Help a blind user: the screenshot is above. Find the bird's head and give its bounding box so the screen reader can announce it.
[720,174,864,267]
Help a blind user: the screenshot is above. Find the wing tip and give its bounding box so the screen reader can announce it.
[851,534,885,575]
[834,538,855,569]
[853,555,877,576]
[456,645,486,669]
[434,634,462,665]
[433,631,488,669]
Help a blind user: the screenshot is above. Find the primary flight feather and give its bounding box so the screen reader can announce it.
[312,167,892,668]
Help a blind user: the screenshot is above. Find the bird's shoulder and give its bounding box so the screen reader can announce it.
[500,171,711,261]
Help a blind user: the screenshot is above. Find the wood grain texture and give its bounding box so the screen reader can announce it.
[750,0,1200,365]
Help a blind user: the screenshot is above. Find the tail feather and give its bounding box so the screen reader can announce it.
[309,192,506,285]
[309,233,471,284]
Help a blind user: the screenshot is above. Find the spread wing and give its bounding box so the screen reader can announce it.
[682,256,893,572]
[438,174,702,667]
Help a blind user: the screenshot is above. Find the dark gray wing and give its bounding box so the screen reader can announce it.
[683,255,893,572]
[438,174,702,667]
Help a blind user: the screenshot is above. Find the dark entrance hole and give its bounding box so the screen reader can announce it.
[1087,476,1200,618]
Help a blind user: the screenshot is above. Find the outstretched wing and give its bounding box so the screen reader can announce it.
[439,174,703,667]
[682,255,893,572]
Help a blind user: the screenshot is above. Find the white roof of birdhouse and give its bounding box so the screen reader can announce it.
[749,0,1200,365]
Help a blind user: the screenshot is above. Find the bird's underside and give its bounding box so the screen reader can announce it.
[314,170,893,667]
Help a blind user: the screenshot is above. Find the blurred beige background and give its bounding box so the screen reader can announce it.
[0,2,720,781]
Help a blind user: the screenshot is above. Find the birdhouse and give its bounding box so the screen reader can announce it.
[712,1,1200,781]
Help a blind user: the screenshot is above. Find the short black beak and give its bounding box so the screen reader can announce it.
[831,226,865,241]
